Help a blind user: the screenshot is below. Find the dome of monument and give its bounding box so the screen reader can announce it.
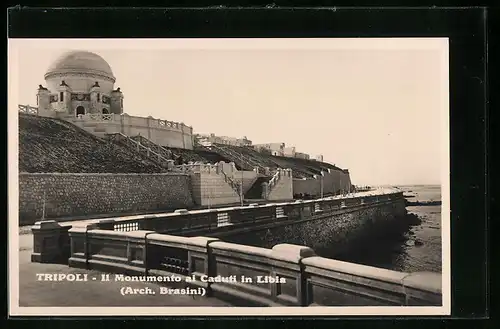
[44,51,115,81]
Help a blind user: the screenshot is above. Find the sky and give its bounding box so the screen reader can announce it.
[8,38,449,186]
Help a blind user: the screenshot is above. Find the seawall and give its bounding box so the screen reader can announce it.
[212,197,407,257]
[30,189,407,266]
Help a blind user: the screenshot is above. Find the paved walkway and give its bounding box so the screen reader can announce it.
[18,235,231,307]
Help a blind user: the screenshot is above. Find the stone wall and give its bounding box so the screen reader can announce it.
[19,173,194,225]
[219,198,406,258]
[293,170,352,197]
[190,172,241,207]
[268,173,294,201]
[70,113,194,150]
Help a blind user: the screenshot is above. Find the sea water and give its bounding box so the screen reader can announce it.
[338,185,442,273]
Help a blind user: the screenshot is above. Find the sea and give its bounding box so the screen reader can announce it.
[341,185,442,273]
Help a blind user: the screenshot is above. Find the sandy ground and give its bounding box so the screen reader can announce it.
[17,234,231,307]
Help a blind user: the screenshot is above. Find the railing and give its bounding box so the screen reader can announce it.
[210,144,263,172]
[19,104,38,115]
[158,119,182,130]
[106,132,173,169]
[267,169,281,191]
[130,135,173,160]
[66,228,442,307]
[265,168,292,198]
[76,113,115,121]
[220,169,242,196]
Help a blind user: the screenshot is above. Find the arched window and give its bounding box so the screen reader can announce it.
[60,92,64,102]
[102,108,109,114]
[76,106,85,116]
[97,93,100,102]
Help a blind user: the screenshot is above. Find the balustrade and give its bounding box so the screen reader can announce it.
[19,104,39,115]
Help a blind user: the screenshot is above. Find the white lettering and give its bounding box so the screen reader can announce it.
[256,276,287,284]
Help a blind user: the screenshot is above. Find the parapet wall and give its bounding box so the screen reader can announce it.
[293,169,352,197]
[19,173,194,225]
[18,105,194,150]
[30,189,406,263]
[71,113,194,150]
[60,227,441,307]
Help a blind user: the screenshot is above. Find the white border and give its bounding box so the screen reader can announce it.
[8,38,450,317]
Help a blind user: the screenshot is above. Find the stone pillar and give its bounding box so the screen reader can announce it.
[110,87,124,114]
[57,80,72,114]
[68,226,89,269]
[31,220,68,263]
[147,116,153,140]
[270,244,316,306]
[261,182,269,199]
[89,82,101,114]
[187,236,220,295]
[36,85,50,112]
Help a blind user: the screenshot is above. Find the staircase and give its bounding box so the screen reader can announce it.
[208,144,266,172]
[244,176,270,199]
[105,132,173,169]
[130,135,174,161]
[67,114,114,139]
[219,170,243,197]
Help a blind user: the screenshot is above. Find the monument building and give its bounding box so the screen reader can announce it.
[28,50,194,150]
[37,51,124,116]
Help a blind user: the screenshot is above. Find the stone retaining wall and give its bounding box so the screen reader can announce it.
[19,173,194,225]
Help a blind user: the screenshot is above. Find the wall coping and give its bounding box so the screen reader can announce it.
[86,229,154,238]
[402,272,442,294]
[270,244,316,263]
[147,234,218,247]
[302,256,409,285]
[209,241,273,258]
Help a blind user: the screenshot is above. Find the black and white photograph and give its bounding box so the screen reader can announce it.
[8,38,450,316]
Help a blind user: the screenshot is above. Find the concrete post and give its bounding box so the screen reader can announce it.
[270,244,316,306]
[68,226,89,268]
[31,220,67,263]
[261,182,269,199]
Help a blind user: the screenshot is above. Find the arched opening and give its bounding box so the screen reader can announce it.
[102,108,109,114]
[76,106,85,116]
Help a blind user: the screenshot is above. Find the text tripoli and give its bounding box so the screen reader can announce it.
[111,274,287,284]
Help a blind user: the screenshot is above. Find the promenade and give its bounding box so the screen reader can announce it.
[18,233,230,307]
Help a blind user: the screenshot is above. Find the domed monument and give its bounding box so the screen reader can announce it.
[37,50,124,116]
[27,50,194,150]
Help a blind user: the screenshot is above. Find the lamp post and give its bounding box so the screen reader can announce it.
[208,181,211,210]
[42,191,46,220]
[320,171,324,199]
[240,152,244,206]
